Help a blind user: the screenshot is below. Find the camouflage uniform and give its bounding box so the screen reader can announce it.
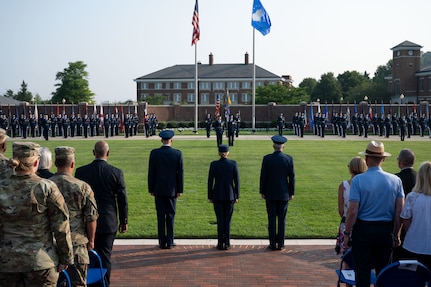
[50,172,98,287]
[0,173,73,286]
[0,128,12,179]
[0,153,12,180]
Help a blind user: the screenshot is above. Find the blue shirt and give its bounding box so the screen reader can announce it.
[350,166,404,221]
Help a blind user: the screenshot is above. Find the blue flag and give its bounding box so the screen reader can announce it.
[251,0,271,36]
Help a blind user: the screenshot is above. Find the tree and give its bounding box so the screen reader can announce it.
[421,51,431,68]
[298,77,317,96]
[51,61,94,103]
[3,89,15,98]
[15,81,33,102]
[337,71,369,101]
[255,85,309,104]
[311,73,342,103]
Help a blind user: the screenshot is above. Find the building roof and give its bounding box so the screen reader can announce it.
[135,64,281,81]
[391,40,423,51]
[0,95,22,106]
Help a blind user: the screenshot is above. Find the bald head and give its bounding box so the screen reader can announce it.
[93,141,110,159]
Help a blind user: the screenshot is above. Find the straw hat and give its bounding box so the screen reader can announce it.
[359,141,391,157]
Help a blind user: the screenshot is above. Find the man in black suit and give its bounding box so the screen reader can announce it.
[208,144,240,250]
[75,141,128,286]
[260,135,295,251]
[395,148,417,196]
[148,130,184,249]
[393,148,417,262]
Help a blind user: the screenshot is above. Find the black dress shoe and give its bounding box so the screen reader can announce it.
[159,244,166,249]
[268,244,276,251]
[277,246,285,250]
[216,244,224,250]
[224,245,230,250]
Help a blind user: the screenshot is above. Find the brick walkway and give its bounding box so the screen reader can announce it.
[110,240,339,287]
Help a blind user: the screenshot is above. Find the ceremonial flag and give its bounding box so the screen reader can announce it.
[71,103,75,115]
[120,105,124,132]
[309,103,314,130]
[225,90,231,118]
[93,102,97,115]
[381,101,384,115]
[99,103,104,128]
[317,101,321,114]
[215,95,221,117]
[191,0,200,45]
[324,103,328,119]
[251,0,271,36]
[353,100,357,114]
[134,103,138,115]
[34,102,38,122]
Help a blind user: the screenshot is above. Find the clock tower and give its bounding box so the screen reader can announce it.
[389,40,422,102]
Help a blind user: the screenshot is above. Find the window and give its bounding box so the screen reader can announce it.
[140,93,148,100]
[187,93,195,103]
[242,93,250,103]
[200,82,210,90]
[229,93,237,103]
[419,78,424,91]
[227,82,239,90]
[173,94,182,103]
[155,82,163,90]
[214,82,225,90]
[395,80,400,96]
[215,93,223,103]
[187,82,195,89]
[429,78,431,91]
[173,82,182,89]
[242,81,251,89]
[140,82,148,89]
[256,81,264,87]
[200,93,209,104]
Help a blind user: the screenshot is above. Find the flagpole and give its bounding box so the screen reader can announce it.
[252,28,256,133]
[194,43,198,133]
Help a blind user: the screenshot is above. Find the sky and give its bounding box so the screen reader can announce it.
[1,0,430,103]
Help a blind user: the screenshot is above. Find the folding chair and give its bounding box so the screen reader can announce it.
[87,249,107,287]
[375,260,431,287]
[57,269,72,287]
[336,248,377,287]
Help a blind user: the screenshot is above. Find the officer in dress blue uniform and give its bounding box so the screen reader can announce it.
[208,144,240,250]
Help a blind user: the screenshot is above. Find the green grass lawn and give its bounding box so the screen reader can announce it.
[5,135,430,239]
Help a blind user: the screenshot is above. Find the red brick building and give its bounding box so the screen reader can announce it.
[387,40,431,104]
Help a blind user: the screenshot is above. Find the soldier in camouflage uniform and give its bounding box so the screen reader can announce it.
[50,146,99,287]
[0,142,73,287]
[0,128,12,179]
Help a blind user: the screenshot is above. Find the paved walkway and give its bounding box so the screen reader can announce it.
[110,239,339,287]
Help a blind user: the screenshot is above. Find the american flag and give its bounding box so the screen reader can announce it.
[215,95,220,117]
[191,0,200,45]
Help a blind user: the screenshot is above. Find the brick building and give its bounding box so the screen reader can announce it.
[134,53,292,106]
[387,40,431,104]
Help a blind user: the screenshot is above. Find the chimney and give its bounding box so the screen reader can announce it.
[244,52,249,64]
[209,53,214,65]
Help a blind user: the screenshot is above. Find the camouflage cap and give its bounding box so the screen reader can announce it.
[13,142,40,158]
[55,146,75,160]
[0,128,8,144]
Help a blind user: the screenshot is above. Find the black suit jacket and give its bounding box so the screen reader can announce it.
[395,167,417,196]
[260,151,295,201]
[75,159,128,234]
[208,158,240,201]
[148,146,184,197]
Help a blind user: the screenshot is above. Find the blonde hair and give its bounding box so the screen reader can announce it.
[349,156,367,176]
[412,161,431,195]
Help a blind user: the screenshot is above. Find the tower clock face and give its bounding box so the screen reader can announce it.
[408,50,413,56]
